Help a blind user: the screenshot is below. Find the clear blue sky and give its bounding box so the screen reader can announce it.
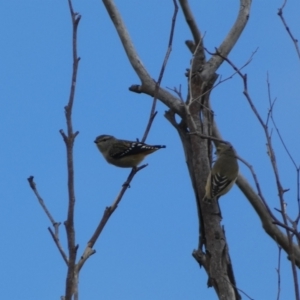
[1,0,299,299]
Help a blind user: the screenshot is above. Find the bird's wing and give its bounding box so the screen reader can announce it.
[211,172,233,198]
[110,142,161,159]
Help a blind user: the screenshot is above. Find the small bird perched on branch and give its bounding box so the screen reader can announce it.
[94,134,166,168]
[204,143,239,201]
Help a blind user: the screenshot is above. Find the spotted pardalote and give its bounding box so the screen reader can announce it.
[94,134,166,168]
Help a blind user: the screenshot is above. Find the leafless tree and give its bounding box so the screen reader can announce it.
[28,0,300,299]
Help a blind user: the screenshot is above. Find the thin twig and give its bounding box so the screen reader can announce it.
[266,75,300,224]
[142,0,178,142]
[236,157,280,223]
[93,0,178,240]
[184,47,258,110]
[27,176,57,225]
[78,0,179,271]
[276,246,282,300]
[166,85,184,102]
[278,0,300,60]
[266,75,298,169]
[48,227,69,265]
[216,51,287,211]
[272,220,300,240]
[77,165,147,271]
[205,47,258,93]
[265,75,300,299]
[88,165,146,248]
[234,288,254,300]
[218,51,300,300]
[27,176,69,264]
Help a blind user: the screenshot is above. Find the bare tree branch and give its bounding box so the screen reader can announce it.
[276,246,282,300]
[235,67,300,294]
[48,227,69,265]
[181,27,241,299]
[211,52,300,298]
[209,52,300,273]
[277,0,300,60]
[28,1,81,297]
[63,1,81,298]
[236,156,280,222]
[27,176,68,265]
[102,0,184,117]
[211,95,300,270]
[266,75,300,223]
[161,2,254,298]
[28,176,57,226]
[236,174,300,268]
[80,167,145,250]
[77,0,179,273]
[204,47,258,92]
